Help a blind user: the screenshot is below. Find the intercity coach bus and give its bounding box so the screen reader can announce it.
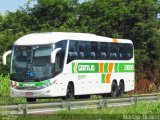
[2,32,134,102]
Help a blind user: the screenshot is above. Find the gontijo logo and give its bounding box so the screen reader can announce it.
[78,65,95,71]
[72,63,99,73]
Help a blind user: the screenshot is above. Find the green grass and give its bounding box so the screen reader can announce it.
[59,102,160,114]
[1,75,160,119]
[0,75,26,104]
[1,101,160,120]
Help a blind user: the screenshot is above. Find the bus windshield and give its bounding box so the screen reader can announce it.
[10,45,53,82]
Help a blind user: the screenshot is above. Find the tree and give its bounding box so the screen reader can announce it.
[29,0,79,31]
[0,0,159,81]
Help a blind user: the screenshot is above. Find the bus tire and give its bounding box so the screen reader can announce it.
[66,83,74,99]
[77,95,90,99]
[118,81,124,97]
[26,98,37,102]
[110,81,118,97]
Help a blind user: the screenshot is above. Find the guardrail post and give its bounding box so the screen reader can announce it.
[17,104,27,115]
[98,99,103,109]
[61,100,65,109]
[131,97,138,105]
[66,101,71,111]
[61,100,71,110]
[135,97,138,105]
[157,95,160,102]
[22,104,28,116]
[130,97,133,104]
[18,104,21,111]
[104,98,108,108]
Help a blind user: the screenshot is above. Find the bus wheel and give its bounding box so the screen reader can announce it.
[66,83,74,99]
[110,81,118,97]
[26,98,37,102]
[118,81,124,97]
[77,95,90,99]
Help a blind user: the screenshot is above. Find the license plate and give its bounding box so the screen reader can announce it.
[25,92,33,96]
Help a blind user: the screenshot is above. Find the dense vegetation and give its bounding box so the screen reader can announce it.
[0,75,26,104]
[0,0,160,81]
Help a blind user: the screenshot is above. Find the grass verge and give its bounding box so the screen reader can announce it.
[1,101,160,120]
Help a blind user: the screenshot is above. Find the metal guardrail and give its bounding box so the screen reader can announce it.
[1,93,160,115]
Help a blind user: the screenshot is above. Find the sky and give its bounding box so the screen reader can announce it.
[0,0,85,14]
[0,0,159,18]
[0,0,35,14]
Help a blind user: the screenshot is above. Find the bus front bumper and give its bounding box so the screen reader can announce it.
[10,86,56,98]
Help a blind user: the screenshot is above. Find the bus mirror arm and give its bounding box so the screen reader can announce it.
[51,48,62,63]
[2,50,12,65]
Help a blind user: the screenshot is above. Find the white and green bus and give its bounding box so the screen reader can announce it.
[3,32,134,102]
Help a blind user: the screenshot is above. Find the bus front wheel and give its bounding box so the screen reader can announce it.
[66,83,74,99]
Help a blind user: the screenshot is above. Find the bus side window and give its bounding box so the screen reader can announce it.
[125,44,133,60]
[119,44,125,60]
[54,40,67,74]
[99,42,108,60]
[67,41,78,63]
[89,42,99,59]
[109,43,118,60]
[77,41,87,59]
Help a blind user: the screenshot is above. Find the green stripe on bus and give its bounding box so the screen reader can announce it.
[72,62,134,73]
[72,63,75,73]
[101,74,106,83]
[17,79,50,87]
[104,63,109,72]
[115,63,134,72]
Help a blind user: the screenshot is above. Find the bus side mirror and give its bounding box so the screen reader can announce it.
[2,50,12,65]
[51,48,62,63]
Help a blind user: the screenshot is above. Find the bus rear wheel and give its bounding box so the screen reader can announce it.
[110,81,118,97]
[26,98,37,102]
[118,81,124,97]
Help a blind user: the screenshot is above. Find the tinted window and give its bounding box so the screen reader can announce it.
[125,44,133,60]
[67,40,133,62]
[54,40,67,75]
[89,42,99,59]
[67,41,78,63]
[77,41,87,59]
[109,43,119,60]
[119,44,126,60]
[99,42,109,59]
[55,40,67,50]
[118,43,133,60]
